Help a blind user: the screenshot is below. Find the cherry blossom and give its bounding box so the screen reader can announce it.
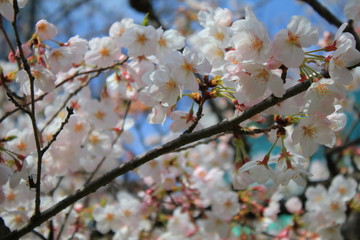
[231,7,271,62]
[0,2,360,239]
[35,19,57,40]
[84,36,122,67]
[48,46,73,74]
[121,25,157,57]
[272,16,318,68]
[329,40,360,84]
[328,175,357,202]
[109,18,135,47]
[16,65,56,94]
[292,114,336,157]
[142,66,182,107]
[211,190,241,220]
[93,204,122,234]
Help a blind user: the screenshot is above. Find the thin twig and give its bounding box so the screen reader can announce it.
[171,133,227,153]
[31,230,46,240]
[40,74,95,133]
[56,101,132,240]
[6,90,30,115]
[41,107,74,155]
[86,100,132,183]
[0,17,21,68]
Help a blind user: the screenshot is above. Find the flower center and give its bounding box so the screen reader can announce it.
[302,126,316,138]
[89,135,100,145]
[338,187,347,195]
[287,31,301,47]
[315,83,331,96]
[181,61,195,73]
[165,80,177,90]
[158,38,167,47]
[136,34,148,45]
[17,141,27,151]
[214,32,224,41]
[100,47,110,57]
[94,110,106,120]
[251,37,263,51]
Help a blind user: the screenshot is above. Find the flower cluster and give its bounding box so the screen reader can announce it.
[0,0,359,239]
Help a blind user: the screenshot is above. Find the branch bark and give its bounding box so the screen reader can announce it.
[0,79,311,240]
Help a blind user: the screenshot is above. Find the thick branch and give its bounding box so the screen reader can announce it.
[301,0,342,27]
[0,79,311,240]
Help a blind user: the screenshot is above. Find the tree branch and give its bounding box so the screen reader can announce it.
[0,79,312,240]
[12,0,43,216]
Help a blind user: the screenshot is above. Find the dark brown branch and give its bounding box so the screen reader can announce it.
[301,0,342,27]
[41,107,74,155]
[12,0,43,216]
[0,78,312,240]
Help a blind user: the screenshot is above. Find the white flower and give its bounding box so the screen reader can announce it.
[82,98,119,129]
[233,62,285,102]
[231,7,271,62]
[5,128,36,156]
[292,114,335,157]
[272,16,318,68]
[121,25,157,57]
[329,40,360,85]
[170,110,198,132]
[167,208,196,236]
[16,65,56,94]
[109,18,135,47]
[211,190,241,221]
[304,78,346,115]
[238,156,276,184]
[273,151,310,187]
[85,130,112,157]
[35,19,57,40]
[305,184,328,211]
[66,35,88,64]
[142,67,182,107]
[170,48,212,92]
[285,197,302,213]
[328,175,357,202]
[147,104,169,124]
[84,36,121,67]
[156,28,185,62]
[93,204,122,234]
[232,170,254,190]
[322,197,347,224]
[213,7,232,27]
[48,46,73,74]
